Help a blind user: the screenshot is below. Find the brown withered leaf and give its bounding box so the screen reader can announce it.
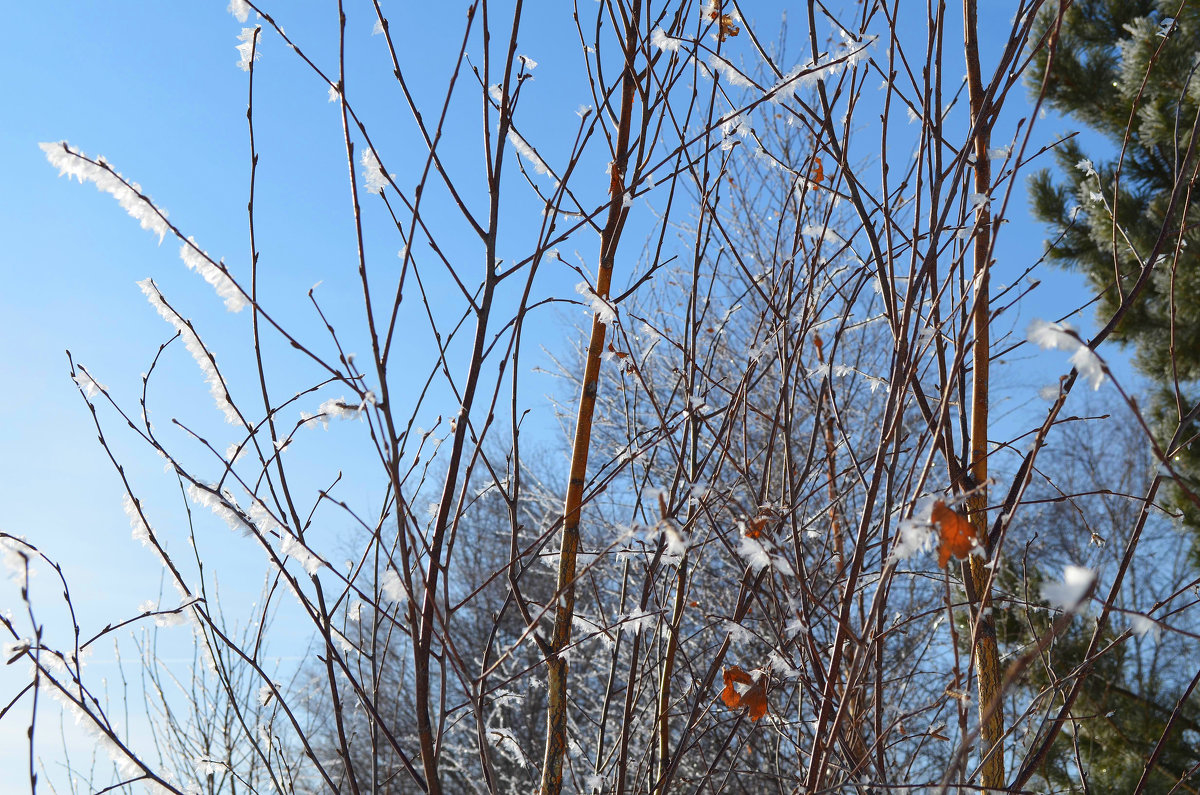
[721,665,768,720]
[932,500,979,568]
[744,507,778,539]
[706,5,740,42]
[810,156,825,184]
[607,342,630,360]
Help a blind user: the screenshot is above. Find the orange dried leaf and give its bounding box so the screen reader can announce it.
[742,688,768,720]
[721,665,769,721]
[607,342,630,360]
[932,500,978,568]
[705,6,740,42]
[810,156,825,184]
[744,514,772,539]
[717,15,740,41]
[720,666,752,707]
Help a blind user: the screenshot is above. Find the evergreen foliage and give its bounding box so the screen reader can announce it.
[1029,0,1200,530]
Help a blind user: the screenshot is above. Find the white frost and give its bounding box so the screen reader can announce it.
[888,498,936,565]
[73,367,106,399]
[574,281,617,325]
[650,27,681,53]
[280,534,323,575]
[1027,319,1106,389]
[720,115,749,150]
[802,224,845,246]
[228,0,251,22]
[616,609,658,634]
[248,498,284,534]
[188,482,250,535]
[122,494,152,547]
[139,279,242,424]
[360,147,391,194]
[785,617,808,638]
[1041,564,1095,613]
[236,27,262,72]
[706,54,754,89]
[1028,318,1079,350]
[51,689,142,779]
[179,237,247,312]
[506,129,552,177]
[1130,613,1162,639]
[40,142,171,243]
[768,35,876,100]
[737,535,771,572]
[302,396,367,430]
[381,568,407,603]
[0,535,34,587]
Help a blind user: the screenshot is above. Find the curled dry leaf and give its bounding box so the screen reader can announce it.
[721,665,768,720]
[607,342,630,360]
[932,500,978,568]
[744,507,778,539]
[705,4,740,42]
[744,516,770,539]
[810,156,825,184]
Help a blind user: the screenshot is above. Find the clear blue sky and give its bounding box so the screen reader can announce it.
[0,2,1119,790]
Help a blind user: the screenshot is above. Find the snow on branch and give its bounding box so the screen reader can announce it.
[138,278,244,425]
[1041,565,1096,613]
[40,141,171,243]
[280,534,323,576]
[122,494,152,548]
[179,237,247,312]
[227,0,251,22]
[0,535,35,588]
[650,27,682,53]
[506,129,555,180]
[574,281,617,325]
[381,567,407,603]
[706,54,755,89]
[48,688,143,780]
[72,366,106,399]
[236,27,262,71]
[360,147,392,194]
[300,396,369,429]
[802,224,846,246]
[187,482,251,535]
[42,142,247,312]
[767,35,877,101]
[1027,319,1106,389]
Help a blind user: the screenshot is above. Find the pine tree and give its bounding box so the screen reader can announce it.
[1028,0,1200,530]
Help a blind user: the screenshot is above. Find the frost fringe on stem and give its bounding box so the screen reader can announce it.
[40,142,248,313]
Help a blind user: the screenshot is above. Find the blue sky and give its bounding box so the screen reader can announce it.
[0,1,1126,789]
